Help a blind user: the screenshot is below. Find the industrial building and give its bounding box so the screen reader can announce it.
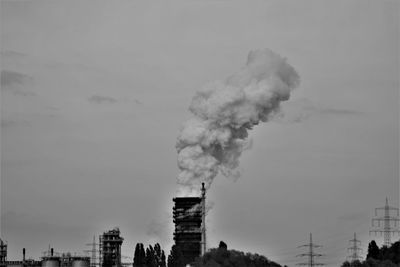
[173,183,206,265]
[99,228,124,267]
[0,239,7,267]
[0,227,126,267]
[0,244,90,267]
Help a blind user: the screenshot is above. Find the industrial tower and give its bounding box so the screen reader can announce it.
[370,197,400,247]
[99,228,124,267]
[296,233,324,267]
[347,233,362,262]
[201,183,206,256]
[0,239,6,267]
[173,183,206,266]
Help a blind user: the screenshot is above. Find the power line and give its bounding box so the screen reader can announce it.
[370,197,400,247]
[296,233,324,267]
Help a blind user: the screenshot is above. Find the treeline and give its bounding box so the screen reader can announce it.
[132,243,188,267]
[133,241,282,267]
[133,243,166,267]
[341,240,400,267]
[192,241,281,267]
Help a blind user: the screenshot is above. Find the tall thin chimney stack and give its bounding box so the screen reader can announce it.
[201,182,206,255]
[51,248,54,257]
[23,248,25,261]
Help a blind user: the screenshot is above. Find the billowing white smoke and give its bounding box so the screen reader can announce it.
[176,49,300,196]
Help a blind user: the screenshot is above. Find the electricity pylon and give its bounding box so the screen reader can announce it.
[347,232,362,262]
[85,235,99,267]
[370,197,400,247]
[296,233,324,267]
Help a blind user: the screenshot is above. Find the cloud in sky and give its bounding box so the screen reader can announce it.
[88,95,118,104]
[277,98,363,123]
[1,70,31,87]
[1,119,17,128]
[1,50,27,58]
[1,70,36,96]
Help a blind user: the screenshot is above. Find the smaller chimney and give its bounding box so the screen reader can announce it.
[23,248,25,261]
[51,248,54,257]
[201,182,206,255]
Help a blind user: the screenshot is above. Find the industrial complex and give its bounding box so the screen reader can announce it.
[0,184,207,267]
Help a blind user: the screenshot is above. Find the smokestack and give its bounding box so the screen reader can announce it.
[201,183,206,255]
[51,248,54,257]
[176,49,300,196]
[23,248,25,261]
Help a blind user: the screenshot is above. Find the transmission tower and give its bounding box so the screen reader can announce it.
[85,235,99,267]
[347,232,362,262]
[296,233,324,267]
[370,197,400,247]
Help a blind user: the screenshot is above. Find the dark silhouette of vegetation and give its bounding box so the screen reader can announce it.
[167,245,185,267]
[218,241,227,250]
[366,241,380,260]
[134,243,166,267]
[134,243,146,267]
[341,240,400,267]
[193,241,281,267]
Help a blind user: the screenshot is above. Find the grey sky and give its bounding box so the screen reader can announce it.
[1,1,398,266]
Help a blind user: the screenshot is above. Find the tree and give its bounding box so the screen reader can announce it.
[218,241,227,250]
[160,251,166,267]
[133,243,146,267]
[168,245,185,267]
[342,241,400,267]
[367,241,380,260]
[193,241,281,267]
[146,245,158,267]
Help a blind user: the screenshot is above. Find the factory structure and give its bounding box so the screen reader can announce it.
[173,183,206,265]
[0,228,124,267]
[0,244,90,267]
[1,184,207,267]
[99,228,124,267]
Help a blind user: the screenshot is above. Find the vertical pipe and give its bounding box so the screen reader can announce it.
[23,248,25,261]
[201,183,206,255]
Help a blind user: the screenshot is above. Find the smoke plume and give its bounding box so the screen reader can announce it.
[176,49,300,196]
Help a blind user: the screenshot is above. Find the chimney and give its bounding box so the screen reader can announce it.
[23,248,25,261]
[201,182,206,255]
[51,248,54,257]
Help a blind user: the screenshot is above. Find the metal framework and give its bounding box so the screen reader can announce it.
[296,233,324,267]
[85,235,99,267]
[99,228,124,267]
[0,239,6,267]
[173,183,206,266]
[347,233,362,262]
[370,197,400,247]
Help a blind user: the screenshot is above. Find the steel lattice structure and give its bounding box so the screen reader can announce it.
[296,233,324,267]
[347,233,362,262]
[370,198,399,247]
